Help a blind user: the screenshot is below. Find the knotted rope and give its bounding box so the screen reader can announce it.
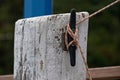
[65,24,78,50]
[65,24,92,80]
[65,0,120,80]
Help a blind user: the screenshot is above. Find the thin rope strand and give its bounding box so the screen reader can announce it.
[77,45,92,80]
[76,0,120,25]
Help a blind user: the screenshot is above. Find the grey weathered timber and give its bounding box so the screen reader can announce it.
[14,12,89,80]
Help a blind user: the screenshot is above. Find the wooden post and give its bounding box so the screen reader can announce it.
[14,12,89,80]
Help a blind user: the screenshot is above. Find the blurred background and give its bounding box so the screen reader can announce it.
[0,0,120,75]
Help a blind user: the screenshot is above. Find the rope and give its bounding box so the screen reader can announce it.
[65,0,120,80]
[65,24,78,50]
[65,24,92,80]
[76,0,120,25]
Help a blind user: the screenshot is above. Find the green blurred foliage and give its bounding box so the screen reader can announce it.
[0,0,120,74]
[0,0,23,74]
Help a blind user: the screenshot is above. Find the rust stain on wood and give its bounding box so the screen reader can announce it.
[40,60,43,70]
[61,33,67,51]
[82,13,85,18]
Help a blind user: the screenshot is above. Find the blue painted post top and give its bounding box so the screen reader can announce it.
[24,0,53,18]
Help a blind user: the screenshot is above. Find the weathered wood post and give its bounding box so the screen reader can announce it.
[14,12,89,80]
